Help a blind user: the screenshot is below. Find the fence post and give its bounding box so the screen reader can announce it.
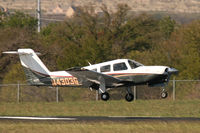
[56,87,59,103]
[96,90,98,101]
[173,77,176,101]
[17,82,20,103]
[134,86,137,101]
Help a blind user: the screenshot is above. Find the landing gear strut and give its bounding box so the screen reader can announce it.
[101,92,110,101]
[98,76,110,101]
[161,88,168,99]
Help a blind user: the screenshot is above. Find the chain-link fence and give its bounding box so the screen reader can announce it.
[168,80,200,100]
[0,80,200,102]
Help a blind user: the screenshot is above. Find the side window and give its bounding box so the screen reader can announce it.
[100,65,110,72]
[113,62,128,71]
[92,68,97,72]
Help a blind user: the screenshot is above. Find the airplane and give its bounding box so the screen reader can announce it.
[3,48,178,102]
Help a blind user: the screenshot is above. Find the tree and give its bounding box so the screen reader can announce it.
[159,16,177,39]
[148,20,200,79]
[1,11,37,30]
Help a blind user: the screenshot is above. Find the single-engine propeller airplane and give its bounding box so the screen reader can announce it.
[3,49,178,102]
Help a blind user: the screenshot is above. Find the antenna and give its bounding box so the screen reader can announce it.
[87,61,92,66]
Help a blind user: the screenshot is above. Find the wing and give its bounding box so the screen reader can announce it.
[66,67,123,88]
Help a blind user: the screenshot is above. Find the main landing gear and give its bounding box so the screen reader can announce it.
[101,92,110,101]
[98,76,110,101]
[161,88,168,99]
[97,76,134,102]
[100,91,134,102]
[99,87,134,102]
[125,87,134,102]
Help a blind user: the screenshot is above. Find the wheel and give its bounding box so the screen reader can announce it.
[101,92,110,101]
[161,91,168,99]
[125,93,134,102]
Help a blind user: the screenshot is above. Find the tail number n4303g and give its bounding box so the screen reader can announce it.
[51,77,80,86]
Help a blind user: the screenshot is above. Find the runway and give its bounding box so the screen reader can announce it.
[0,116,200,122]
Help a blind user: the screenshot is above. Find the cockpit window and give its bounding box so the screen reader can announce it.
[113,62,128,71]
[128,60,143,69]
[100,65,110,72]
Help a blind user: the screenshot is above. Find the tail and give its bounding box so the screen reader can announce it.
[3,49,51,85]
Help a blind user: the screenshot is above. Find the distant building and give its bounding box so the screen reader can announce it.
[65,6,75,18]
[52,5,64,14]
[66,5,80,18]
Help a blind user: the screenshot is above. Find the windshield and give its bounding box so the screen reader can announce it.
[128,60,143,69]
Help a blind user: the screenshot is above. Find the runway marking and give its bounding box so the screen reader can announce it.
[108,116,166,118]
[0,116,200,122]
[0,116,77,121]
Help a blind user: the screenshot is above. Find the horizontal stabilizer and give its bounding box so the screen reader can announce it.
[3,51,41,55]
[2,51,19,54]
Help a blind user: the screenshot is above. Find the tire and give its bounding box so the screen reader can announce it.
[161,92,168,99]
[101,92,110,101]
[125,93,134,102]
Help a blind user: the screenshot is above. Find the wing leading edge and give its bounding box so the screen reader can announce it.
[66,67,123,88]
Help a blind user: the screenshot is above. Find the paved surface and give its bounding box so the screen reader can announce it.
[0,116,200,122]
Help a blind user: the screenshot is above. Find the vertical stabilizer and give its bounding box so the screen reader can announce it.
[3,49,51,85]
[17,49,51,85]
[17,49,50,75]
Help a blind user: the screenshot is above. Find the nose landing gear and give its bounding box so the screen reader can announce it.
[161,88,168,99]
[125,93,134,102]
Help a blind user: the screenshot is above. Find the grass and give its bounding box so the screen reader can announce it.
[0,100,200,133]
[0,121,200,133]
[0,100,199,117]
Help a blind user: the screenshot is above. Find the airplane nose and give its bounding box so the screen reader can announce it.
[168,68,179,75]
